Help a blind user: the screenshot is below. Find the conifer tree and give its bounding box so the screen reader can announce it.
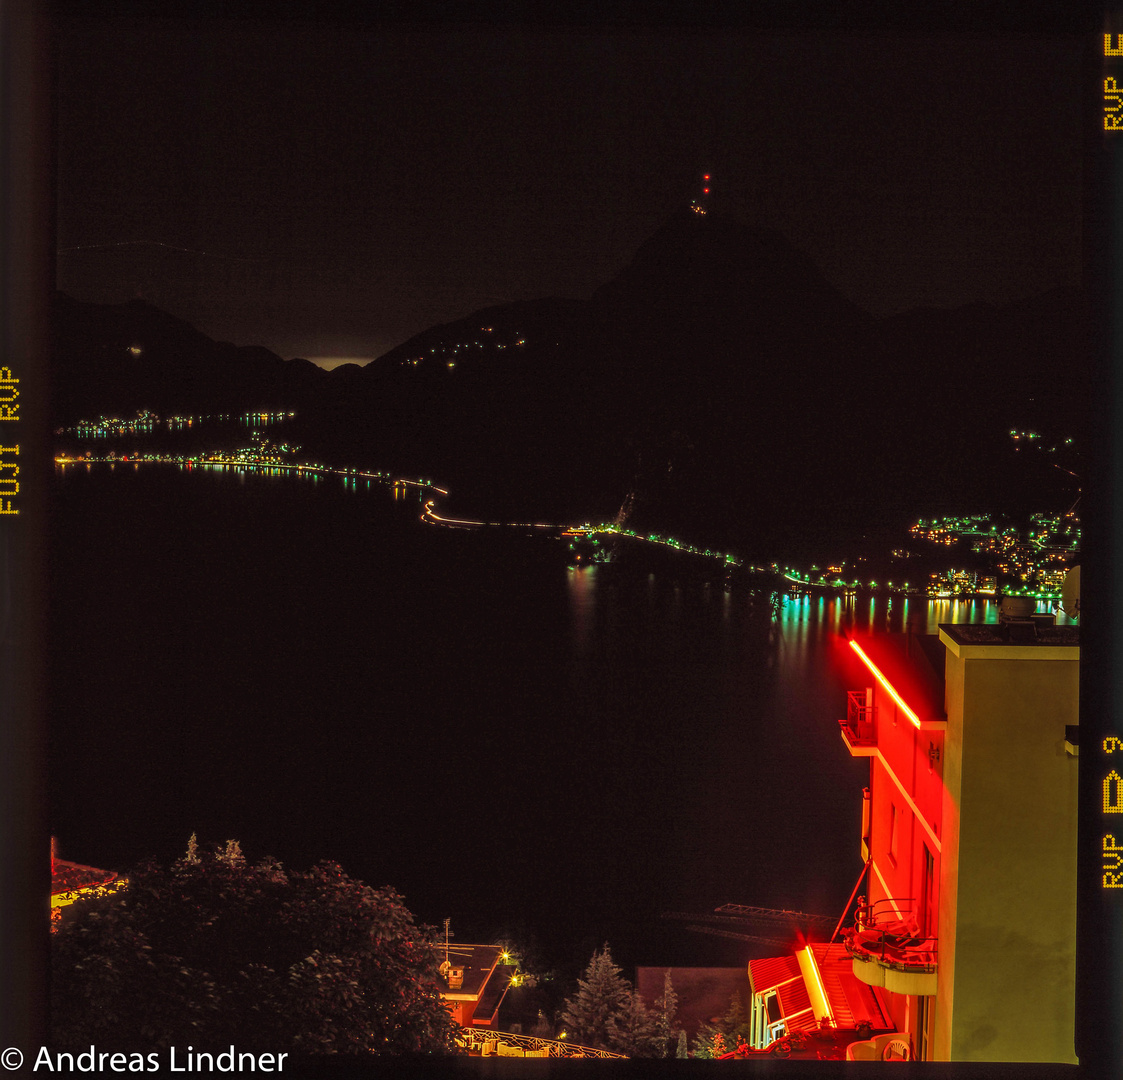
[607,989,664,1057]
[692,1022,725,1059]
[676,1028,689,1058]
[559,945,631,1051]
[653,969,678,1057]
[722,991,751,1050]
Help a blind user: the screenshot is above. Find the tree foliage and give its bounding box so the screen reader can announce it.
[721,989,752,1050]
[607,990,664,1057]
[559,944,665,1057]
[559,945,631,1051]
[50,843,457,1055]
[653,968,679,1057]
[490,926,558,1034]
[691,991,752,1059]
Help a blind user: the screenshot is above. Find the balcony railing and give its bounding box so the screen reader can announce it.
[839,691,877,752]
[843,898,937,995]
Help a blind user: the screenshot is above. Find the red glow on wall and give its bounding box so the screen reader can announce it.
[849,640,921,728]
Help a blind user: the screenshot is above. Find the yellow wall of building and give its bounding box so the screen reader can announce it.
[935,645,1078,1063]
[934,649,962,1062]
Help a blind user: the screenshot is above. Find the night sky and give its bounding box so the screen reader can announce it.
[55,14,1088,369]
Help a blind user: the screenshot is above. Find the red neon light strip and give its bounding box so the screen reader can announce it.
[849,640,921,728]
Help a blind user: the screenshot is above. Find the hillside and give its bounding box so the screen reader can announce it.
[51,212,1087,559]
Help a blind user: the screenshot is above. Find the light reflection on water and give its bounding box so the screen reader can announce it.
[54,461,1078,965]
[566,565,596,654]
[565,576,1077,682]
[561,569,1078,938]
[770,590,1076,713]
[776,589,1073,643]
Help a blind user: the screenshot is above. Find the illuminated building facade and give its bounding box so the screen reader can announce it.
[838,623,1079,1062]
[747,944,892,1051]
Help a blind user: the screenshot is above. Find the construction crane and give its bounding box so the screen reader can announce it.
[663,903,837,948]
[713,904,836,926]
[680,925,794,948]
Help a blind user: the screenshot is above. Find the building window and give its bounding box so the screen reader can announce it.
[752,991,785,1049]
[888,803,899,866]
[921,844,936,938]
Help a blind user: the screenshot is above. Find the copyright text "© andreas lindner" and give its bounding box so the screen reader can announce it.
[4,1045,289,1073]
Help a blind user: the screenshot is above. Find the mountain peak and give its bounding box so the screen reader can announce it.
[587,210,871,347]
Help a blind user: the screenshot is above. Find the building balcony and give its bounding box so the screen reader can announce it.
[839,691,877,756]
[843,900,937,997]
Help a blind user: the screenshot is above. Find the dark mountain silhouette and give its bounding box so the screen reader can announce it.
[571,212,881,554]
[51,211,1086,560]
[51,294,328,421]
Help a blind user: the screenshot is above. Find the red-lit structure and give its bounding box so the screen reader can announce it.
[836,630,946,1058]
[743,632,944,1059]
[747,943,893,1054]
[742,619,1079,1063]
[836,622,1079,1062]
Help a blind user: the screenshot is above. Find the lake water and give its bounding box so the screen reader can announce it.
[48,461,1026,973]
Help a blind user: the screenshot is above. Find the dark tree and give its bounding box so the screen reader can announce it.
[606,990,664,1058]
[559,944,665,1057]
[721,990,752,1051]
[50,842,457,1055]
[692,991,752,1059]
[653,968,679,1057]
[559,945,631,1051]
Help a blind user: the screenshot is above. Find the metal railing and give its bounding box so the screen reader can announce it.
[844,898,937,973]
[840,691,877,745]
[456,1027,626,1059]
